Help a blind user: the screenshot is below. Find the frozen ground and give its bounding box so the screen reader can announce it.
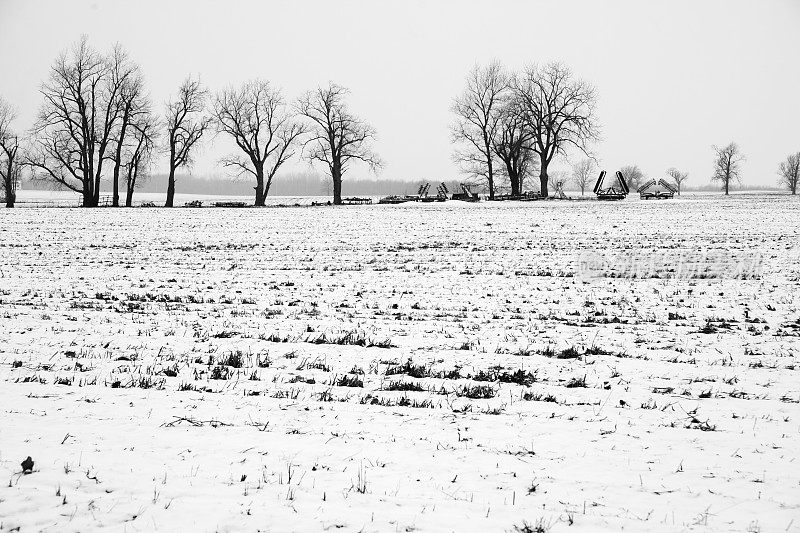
[0,195,799,532]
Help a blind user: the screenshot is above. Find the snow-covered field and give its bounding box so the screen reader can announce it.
[1,196,799,532]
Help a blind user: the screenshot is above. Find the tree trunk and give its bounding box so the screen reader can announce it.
[165,166,176,207]
[125,166,135,207]
[81,175,96,207]
[506,161,520,196]
[94,170,101,206]
[332,164,343,205]
[539,155,549,198]
[724,178,729,196]
[486,163,495,199]
[254,166,265,207]
[112,107,131,208]
[4,182,14,208]
[3,159,14,207]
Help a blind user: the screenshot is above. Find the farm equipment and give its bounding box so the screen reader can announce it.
[593,170,629,200]
[378,194,419,204]
[551,179,567,199]
[638,179,677,199]
[451,183,479,202]
[436,183,449,200]
[490,190,541,201]
[341,197,373,205]
[418,182,448,202]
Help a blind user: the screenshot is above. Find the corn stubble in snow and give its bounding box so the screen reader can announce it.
[1,196,799,532]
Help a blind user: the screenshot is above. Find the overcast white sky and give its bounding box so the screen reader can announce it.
[1,0,798,186]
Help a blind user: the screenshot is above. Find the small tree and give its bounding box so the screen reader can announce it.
[451,61,508,199]
[515,63,599,198]
[0,97,21,207]
[620,164,645,191]
[297,83,382,205]
[711,142,744,195]
[164,77,210,207]
[124,112,158,206]
[548,170,569,194]
[214,80,305,206]
[777,152,800,195]
[571,158,595,196]
[665,167,689,195]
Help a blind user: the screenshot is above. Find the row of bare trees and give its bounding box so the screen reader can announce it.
[451,61,599,198]
[19,38,158,207]
[3,41,798,207]
[1,37,381,207]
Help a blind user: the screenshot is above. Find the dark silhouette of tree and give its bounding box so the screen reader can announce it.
[777,152,799,195]
[571,158,595,196]
[27,37,131,207]
[666,167,689,195]
[297,83,382,205]
[214,80,305,206]
[515,63,599,198]
[108,46,148,207]
[124,111,158,206]
[451,61,508,199]
[0,97,21,207]
[164,77,210,207]
[493,95,535,196]
[711,142,744,195]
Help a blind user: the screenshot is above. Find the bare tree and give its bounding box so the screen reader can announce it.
[548,170,569,194]
[492,94,535,196]
[0,97,21,207]
[571,158,595,196]
[451,61,508,199]
[711,142,744,195]
[108,46,148,207]
[214,80,305,206]
[515,63,599,197]
[666,167,689,195]
[777,152,800,195]
[124,110,158,206]
[297,83,382,205]
[164,77,210,207]
[27,37,130,207]
[620,164,645,191]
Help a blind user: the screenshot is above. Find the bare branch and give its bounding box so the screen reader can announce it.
[296,82,382,204]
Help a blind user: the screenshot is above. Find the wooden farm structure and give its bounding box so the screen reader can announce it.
[593,170,629,200]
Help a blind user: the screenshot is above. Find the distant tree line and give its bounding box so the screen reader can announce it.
[1,39,798,208]
[0,37,381,207]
